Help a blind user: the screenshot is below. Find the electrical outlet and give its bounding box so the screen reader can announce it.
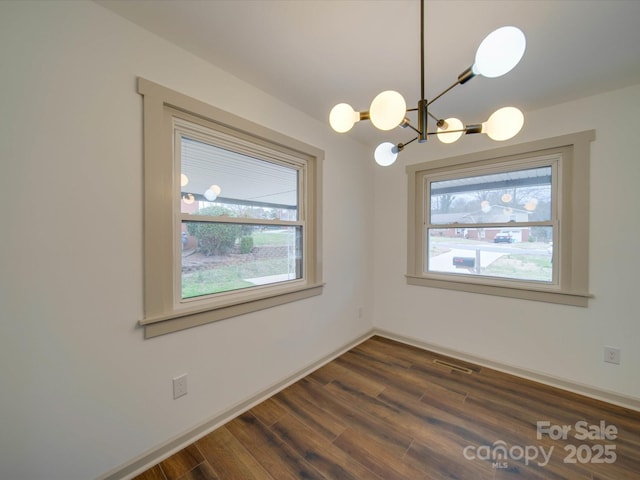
[604,347,621,365]
[173,374,188,399]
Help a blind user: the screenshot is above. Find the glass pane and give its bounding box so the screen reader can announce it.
[427,226,553,283]
[429,166,552,225]
[180,136,298,221]
[181,222,302,299]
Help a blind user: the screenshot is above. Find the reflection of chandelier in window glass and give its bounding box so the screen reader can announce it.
[204,184,222,201]
[429,164,552,225]
[524,198,538,211]
[181,171,222,203]
[181,174,195,204]
[180,136,299,220]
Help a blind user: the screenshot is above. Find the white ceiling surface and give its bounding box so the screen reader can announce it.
[97,0,640,148]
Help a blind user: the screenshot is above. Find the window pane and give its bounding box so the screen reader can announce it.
[181,223,302,299]
[429,166,552,225]
[180,137,298,221]
[427,226,553,283]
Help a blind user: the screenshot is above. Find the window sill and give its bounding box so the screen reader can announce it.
[140,283,324,338]
[406,275,590,307]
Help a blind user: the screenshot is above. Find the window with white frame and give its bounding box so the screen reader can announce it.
[406,131,594,306]
[138,79,323,337]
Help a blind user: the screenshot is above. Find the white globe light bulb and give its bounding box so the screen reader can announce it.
[374,142,399,166]
[436,118,464,144]
[210,184,221,196]
[180,173,189,187]
[204,189,217,201]
[524,198,538,211]
[474,26,526,78]
[329,103,359,133]
[482,107,524,141]
[369,91,407,131]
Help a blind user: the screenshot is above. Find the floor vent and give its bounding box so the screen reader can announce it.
[433,359,473,374]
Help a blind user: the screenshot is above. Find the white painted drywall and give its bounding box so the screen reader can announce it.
[0,2,373,479]
[372,83,640,401]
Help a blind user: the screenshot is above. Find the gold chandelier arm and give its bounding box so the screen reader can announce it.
[430,125,482,136]
[427,79,462,107]
[427,63,477,108]
[427,110,440,123]
[407,123,422,136]
[400,136,420,149]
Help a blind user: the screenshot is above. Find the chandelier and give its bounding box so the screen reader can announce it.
[329,0,526,166]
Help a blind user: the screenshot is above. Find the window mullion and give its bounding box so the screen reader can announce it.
[179,213,303,227]
[427,221,555,230]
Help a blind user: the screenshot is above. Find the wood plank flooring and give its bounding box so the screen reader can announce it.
[133,336,640,480]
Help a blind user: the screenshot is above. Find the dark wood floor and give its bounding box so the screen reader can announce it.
[134,336,640,480]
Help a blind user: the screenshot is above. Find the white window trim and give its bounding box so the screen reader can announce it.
[406,130,594,306]
[137,78,323,338]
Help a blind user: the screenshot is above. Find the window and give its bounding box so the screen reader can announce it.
[138,79,323,337]
[406,131,594,306]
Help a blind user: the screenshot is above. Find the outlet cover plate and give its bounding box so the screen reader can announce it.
[604,346,621,365]
[173,374,188,399]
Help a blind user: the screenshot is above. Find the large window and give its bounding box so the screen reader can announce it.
[407,131,594,306]
[177,123,304,300]
[138,79,323,337]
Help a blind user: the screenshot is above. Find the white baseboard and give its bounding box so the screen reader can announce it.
[99,327,639,479]
[97,330,375,480]
[374,328,640,413]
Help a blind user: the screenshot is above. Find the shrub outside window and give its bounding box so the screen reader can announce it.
[406,131,594,306]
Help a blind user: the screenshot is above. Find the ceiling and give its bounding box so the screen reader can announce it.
[96,0,640,148]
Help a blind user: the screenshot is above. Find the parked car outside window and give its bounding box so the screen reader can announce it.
[494,233,514,243]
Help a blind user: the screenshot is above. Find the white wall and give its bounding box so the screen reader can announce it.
[0,2,373,479]
[373,83,640,402]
